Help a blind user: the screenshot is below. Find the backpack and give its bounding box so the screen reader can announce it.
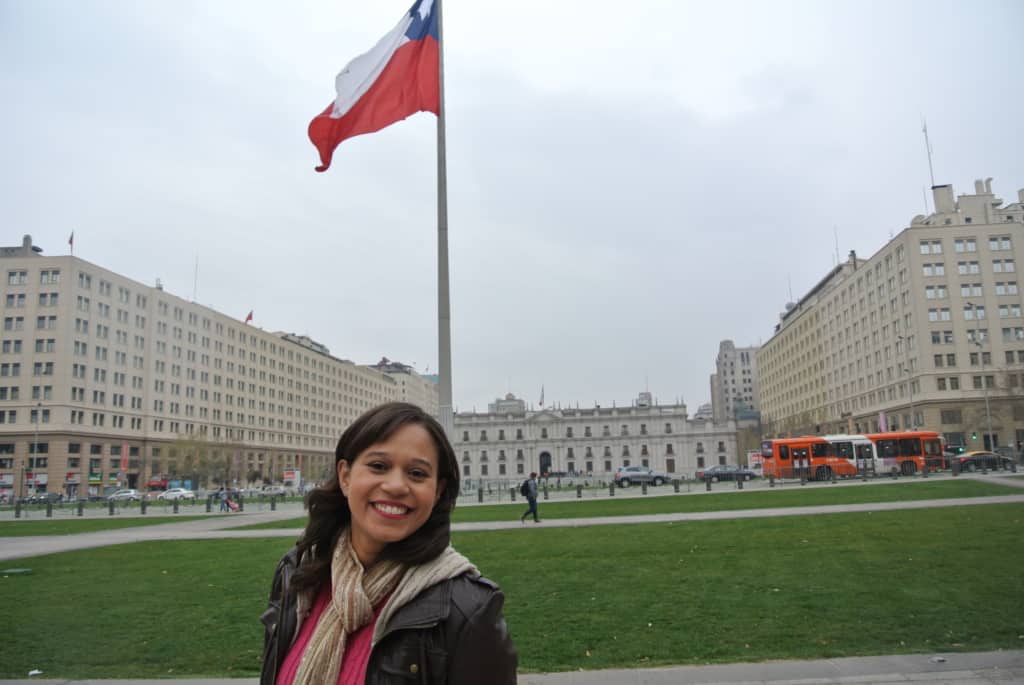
[519,479,530,496]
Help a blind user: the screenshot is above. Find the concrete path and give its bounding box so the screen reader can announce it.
[2,492,1024,562]
[1,649,1022,684]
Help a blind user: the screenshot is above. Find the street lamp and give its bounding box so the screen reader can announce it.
[896,335,915,430]
[965,302,996,466]
[31,401,41,498]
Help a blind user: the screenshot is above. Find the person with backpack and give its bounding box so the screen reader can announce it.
[520,472,540,524]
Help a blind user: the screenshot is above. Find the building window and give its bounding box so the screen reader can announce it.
[989,236,1012,251]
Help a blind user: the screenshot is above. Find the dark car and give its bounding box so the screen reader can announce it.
[953,451,1014,472]
[696,465,757,482]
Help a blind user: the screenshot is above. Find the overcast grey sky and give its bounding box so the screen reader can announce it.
[2,0,1022,413]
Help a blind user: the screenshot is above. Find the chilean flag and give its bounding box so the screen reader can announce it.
[309,0,440,172]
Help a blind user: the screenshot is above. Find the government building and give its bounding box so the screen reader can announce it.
[0,236,437,499]
[757,178,1024,452]
[453,392,737,481]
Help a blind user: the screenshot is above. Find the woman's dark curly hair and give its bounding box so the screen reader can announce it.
[290,402,460,592]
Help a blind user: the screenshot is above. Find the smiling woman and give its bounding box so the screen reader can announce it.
[259,402,517,685]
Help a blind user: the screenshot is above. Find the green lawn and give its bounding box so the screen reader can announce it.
[0,503,1021,678]
[0,515,211,537]
[236,478,1020,530]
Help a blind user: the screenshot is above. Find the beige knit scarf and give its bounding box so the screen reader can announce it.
[292,530,478,685]
[292,530,405,685]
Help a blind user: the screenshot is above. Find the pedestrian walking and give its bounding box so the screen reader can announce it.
[260,402,517,685]
[520,472,540,524]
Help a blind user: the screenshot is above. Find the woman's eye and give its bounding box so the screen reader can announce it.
[367,462,387,472]
[409,469,429,480]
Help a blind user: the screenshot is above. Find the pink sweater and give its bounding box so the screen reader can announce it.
[277,585,387,685]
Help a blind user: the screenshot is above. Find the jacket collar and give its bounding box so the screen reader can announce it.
[375,576,452,642]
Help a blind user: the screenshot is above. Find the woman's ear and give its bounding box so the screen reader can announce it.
[434,478,446,505]
[337,459,351,496]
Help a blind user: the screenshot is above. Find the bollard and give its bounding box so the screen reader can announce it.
[109,500,115,516]
[673,479,680,493]
[890,469,897,479]
[77,500,85,517]
[952,460,960,476]
[737,478,743,490]
[642,482,648,495]
[173,499,179,514]
[609,482,615,497]
[705,478,712,492]
[922,462,929,478]
[800,472,807,486]
[141,498,147,515]
[576,485,583,499]
[238,494,244,512]
[543,485,549,500]
[769,474,775,488]
[1010,461,1017,473]
[14,501,21,518]
[46,501,53,518]
[510,487,516,502]
[271,496,277,511]
[831,469,837,484]
[206,496,213,513]
[477,488,484,503]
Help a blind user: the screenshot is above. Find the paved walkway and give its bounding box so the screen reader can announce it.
[1,649,1022,684]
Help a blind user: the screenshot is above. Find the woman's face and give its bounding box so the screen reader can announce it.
[338,422,444,566]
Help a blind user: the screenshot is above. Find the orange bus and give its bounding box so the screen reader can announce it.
[761,434,875,481]
[864,431,944,475]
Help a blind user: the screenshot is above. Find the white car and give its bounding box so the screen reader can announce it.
[107,489,141,502]
[157,487,196,501]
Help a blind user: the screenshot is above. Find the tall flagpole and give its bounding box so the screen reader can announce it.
[436,0,454,436]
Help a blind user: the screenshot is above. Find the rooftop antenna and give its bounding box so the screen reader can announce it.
[787,275,794,302]
[833,225,840,266]
[922,186,930,214]
[922,118,936,188]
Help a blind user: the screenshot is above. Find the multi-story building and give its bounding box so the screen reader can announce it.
[758,178,1024,452]
[369,357,439,418]
[0,236,437,499]
[453,391,737,480]
[711,340,760,422]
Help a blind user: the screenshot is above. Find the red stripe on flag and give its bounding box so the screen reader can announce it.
[309,36,439,172]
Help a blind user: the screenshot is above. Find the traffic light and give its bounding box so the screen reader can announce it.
[957,446,965,453]
[971,431,978,440]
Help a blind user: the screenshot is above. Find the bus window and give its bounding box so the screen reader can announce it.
[876,439,898,458]
[761,441,774,458]
[923,439,942,456]
[779,445,790,460]
[833,442,854,459]
[856,444,874,460]
[812,443,830,458]
[898,438,922,457]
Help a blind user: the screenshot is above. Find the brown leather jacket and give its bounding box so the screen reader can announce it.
[260,547,518,685]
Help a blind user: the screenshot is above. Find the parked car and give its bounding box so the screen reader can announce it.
[953,451,1014,472]
[157,487,196,501]
[613,466,670,487]
[260,485,287,497]
[107,489,141,502]
[26,492,63,504]
[696,464,757,482]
